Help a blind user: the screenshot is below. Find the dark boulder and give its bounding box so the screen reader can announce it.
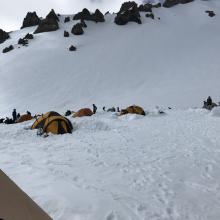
[73,8,91,20]
[24,33,34,39]
[21,12,40,29]
[92,9,105,22]
[163,0,193,8]
[179,0,194,4]
[115,1,141,25]
[64,30,69,37]
[205,10,216,17]
[34,18,59,34]
[69,45,77,51]
[152,3,162,8]
[64,16,70,23]
[46,9,59,21]
[163,0,179,8]
[71,23,84,35]
[18,38,28,45]
[74,8,105,23]
[0,29,9,44]
[139,4,152,12]
[105,11,110,15]
[146,13,154,19]
[2,45,14,53]
[80,19,87,28]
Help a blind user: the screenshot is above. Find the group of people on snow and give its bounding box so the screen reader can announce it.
[1,109,32,124]
[0,96,218,125]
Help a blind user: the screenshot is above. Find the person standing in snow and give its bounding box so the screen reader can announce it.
[93,104,97,114]
[12,109,17,122]
[207,96,212,106]
[17,113,20,119]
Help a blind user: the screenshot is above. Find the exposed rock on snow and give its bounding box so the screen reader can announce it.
[163,0,180,8]
[64,31,69,37]
[163,0,194,8]
[73,8,105,23]
[34,18,59,34]
[115,1,142,25]
[46,9,59,22]
[69,45,77,51]
[21,12,40,29]
[92,9,105,22]
[24,33,34,40]
[205,10,216,17]
[152,2,162,8]
[139,3,153,12]
[64,16,70,23]
[0,29,9,44]
[80,19,87,28]
[18,38,28,46]
[71,23,84,35]
[146,13,155,19]
[2,45,14,53]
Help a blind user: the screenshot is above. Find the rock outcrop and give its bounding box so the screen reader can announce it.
[2,45,14,53]
[73,8,105,22]
[0,29,9,44]
[21,12,40,29]
[115,1,141,25]
[163,0,194,8]
[64,31,69,37]
[71,23,84,35]
[34,18,59,34]
[64,16,70,23]
[46,9,59,21]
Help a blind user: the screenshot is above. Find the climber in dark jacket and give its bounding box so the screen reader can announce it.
[93,104,97,114]
[12,109,17,122]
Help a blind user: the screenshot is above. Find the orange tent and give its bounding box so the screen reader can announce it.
[73,108,93,117]
[16,114,33,123]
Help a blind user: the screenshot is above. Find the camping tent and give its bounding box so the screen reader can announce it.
[32,114,73,135]
[31,111,61,129]
[73,108,93,117]
[16,114,33,123]
[120,105,146,116]
[0,169,52,220]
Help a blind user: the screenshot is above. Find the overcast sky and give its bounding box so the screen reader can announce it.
[0,0,149,31]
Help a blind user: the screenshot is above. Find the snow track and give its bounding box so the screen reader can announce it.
[1,109,220,219]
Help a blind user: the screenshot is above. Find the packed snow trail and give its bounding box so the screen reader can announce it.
[1,109,220,220]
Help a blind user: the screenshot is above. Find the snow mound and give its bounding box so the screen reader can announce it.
[210,106,220,117]
[73,117,111,132]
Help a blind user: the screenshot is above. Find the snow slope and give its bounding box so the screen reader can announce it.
[1,109,220,220]
[0,0,220,115]
[1,1,220,219]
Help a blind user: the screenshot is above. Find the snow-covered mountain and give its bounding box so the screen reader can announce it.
[0,0,219,116]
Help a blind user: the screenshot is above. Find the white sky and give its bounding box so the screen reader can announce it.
[0,0,146,31]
